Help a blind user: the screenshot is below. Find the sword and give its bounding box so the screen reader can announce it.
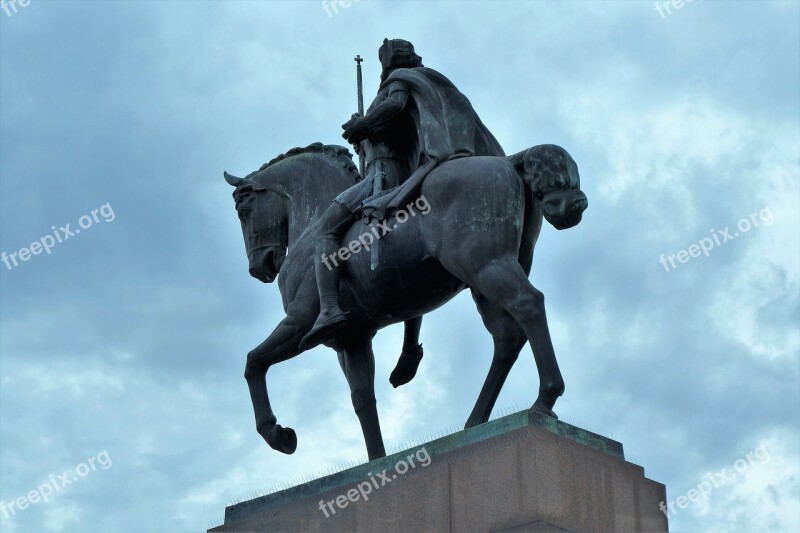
[354,55,366,177]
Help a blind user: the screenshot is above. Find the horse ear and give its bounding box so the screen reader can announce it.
[224,171,244,187]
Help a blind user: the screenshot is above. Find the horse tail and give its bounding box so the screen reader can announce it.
[506,145,588,230]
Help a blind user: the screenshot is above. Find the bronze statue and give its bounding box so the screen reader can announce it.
[224,39,588,461]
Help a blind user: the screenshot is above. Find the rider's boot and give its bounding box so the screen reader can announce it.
[299,235,349,350]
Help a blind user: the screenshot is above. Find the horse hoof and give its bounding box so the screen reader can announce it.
[464,415,488,430]
[530,399,558,419]
[389,344,424,388]
[268,424,298,454]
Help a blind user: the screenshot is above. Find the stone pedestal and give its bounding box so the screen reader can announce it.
[210,410,668,532]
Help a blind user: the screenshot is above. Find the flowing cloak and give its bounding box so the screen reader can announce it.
[361,66,505,218]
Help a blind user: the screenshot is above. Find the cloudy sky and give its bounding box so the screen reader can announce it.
[1,1,798,531]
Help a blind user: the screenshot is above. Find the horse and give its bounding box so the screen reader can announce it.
[224,142,588,460]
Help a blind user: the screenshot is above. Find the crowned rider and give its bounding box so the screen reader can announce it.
[299,38,505,351]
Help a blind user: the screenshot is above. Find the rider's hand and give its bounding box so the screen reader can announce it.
[342,113,369,144]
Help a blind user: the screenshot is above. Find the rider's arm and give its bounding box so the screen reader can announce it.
[362,81,410,130]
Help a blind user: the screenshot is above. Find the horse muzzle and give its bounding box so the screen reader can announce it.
[541,189,588,230]
[248,246,286,283]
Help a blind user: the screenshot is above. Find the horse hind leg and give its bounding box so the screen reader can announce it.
[465,290,528,429]
[338,334,386,460]
[460,258,565,418]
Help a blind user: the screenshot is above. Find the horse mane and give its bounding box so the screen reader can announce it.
[245,142,362,183]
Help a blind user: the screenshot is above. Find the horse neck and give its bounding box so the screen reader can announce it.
[279,156,356,248]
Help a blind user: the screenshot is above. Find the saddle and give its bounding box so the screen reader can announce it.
[359,157,439,222]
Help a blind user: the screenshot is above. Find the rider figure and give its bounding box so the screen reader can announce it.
[299,39,422,350]
[300,38,504,351]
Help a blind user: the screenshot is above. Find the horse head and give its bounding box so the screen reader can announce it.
[225,143,361,283]
[225,171,290,284]
[521,144,588,230]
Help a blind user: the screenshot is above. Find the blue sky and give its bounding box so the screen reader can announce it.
[1,1,798,531]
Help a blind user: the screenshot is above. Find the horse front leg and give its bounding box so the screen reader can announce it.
[338,334,386,460]
[389,316,424,388]
[245,315,307,454]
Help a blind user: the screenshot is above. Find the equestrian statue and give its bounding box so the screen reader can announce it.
[224,39,588,460]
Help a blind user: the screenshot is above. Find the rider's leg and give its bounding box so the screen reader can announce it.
[301,158,406,351]
[316,202,354,321]
[299,202,355,350]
